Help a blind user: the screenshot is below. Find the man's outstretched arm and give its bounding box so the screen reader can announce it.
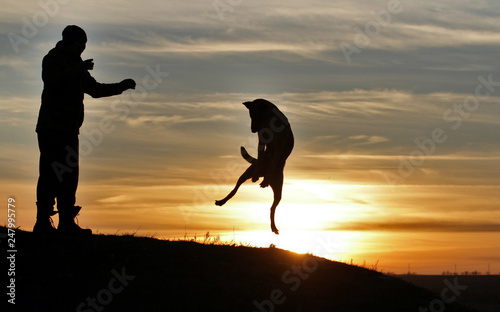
[84,73,136,98]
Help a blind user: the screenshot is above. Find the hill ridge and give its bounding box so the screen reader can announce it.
[1,227,476,312]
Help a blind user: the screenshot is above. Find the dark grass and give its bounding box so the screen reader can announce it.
[1,227,477,312]
[397,275,500,312]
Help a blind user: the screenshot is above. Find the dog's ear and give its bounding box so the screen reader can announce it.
[243,101,254,109]
[244,99,270,110]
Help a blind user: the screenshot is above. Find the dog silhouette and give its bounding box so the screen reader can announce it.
[216,99,294,234]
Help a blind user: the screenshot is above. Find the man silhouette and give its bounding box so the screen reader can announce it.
[34,25,136,235]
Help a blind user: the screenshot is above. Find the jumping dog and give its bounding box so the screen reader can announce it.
[215,99,294,234]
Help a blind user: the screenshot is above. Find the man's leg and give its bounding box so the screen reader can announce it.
[34,131,64,233]
[56,133,78,210]
[56,133,91,235]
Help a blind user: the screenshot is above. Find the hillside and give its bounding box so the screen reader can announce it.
[398,274,500,312]
[1,227,476,312]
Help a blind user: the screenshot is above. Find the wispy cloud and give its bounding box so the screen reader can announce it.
[334,220,500,233]
[125,114,232,127]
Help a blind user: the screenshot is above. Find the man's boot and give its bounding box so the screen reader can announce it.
[58,206,92,236]
[33,204,57,234]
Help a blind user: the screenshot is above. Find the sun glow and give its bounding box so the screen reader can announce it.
[282,180,380,225]
[212,180,383,261]
[218,229,367,262]
[216,179,384,237]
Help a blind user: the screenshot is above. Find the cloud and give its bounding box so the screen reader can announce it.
[4,87,500,190]
[125,114,232,127]
[3,0,500,100]
[333,220,500,233]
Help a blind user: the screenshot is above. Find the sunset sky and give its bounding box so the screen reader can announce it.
[1,0,500,274]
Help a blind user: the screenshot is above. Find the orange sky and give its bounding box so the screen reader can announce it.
[2,0,500,274]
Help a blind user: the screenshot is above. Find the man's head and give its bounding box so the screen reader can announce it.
[62,25,87,55]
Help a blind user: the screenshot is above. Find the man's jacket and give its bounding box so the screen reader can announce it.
[36,41,126,135]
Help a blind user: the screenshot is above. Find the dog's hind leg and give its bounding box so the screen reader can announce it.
[215,165,254,206]
[269,172,284,235]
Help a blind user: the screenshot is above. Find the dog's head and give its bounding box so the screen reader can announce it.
[243,99,285,133]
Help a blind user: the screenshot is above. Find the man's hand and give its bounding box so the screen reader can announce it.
[120,79,136,90]
[80,59,94,71]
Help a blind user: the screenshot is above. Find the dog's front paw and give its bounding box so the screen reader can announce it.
[271,227,279,235]
[251,176,260,183]
[260,180,269,188]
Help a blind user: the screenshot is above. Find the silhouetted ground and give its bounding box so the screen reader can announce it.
[398,275,500,312]
[1,227,477,312]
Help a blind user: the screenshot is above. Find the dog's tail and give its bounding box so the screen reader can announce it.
[240,146,256,164]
